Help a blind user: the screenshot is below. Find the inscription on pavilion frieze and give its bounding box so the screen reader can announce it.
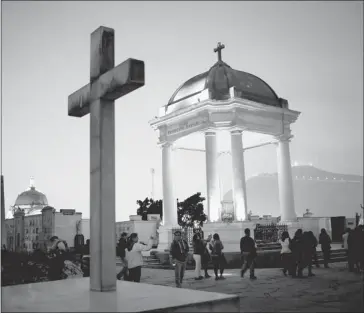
[167,117,208,135]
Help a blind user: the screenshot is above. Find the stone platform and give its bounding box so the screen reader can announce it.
[1,277,239,312]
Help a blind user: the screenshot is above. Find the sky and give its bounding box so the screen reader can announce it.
[1,1,363,221]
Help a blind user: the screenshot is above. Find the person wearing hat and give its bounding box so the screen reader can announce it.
[169,230,189,288]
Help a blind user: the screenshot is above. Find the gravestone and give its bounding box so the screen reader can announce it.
[68,26,144,291]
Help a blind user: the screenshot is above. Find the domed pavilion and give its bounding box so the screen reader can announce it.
[150,43,301,251]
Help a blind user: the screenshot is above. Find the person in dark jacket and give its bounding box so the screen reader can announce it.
[349,226,364,273]
[209,233,226,280]
[308,231,320,268]
[319,228,331,268]
[192,233,205,280]
[201,234,212,278]
[116,232,128,280]
[301,231,315,277]
[240,228,257,280]
[169,230,189,288]
[291,229,304,277]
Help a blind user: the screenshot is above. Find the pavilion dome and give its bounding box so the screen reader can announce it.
[165,43,283,114]
[14,178,48,208]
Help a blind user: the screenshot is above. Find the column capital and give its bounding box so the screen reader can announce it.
[205,131,216,137]
[159,141,174,149]
[230,129,243,136]
[275,134,293,142]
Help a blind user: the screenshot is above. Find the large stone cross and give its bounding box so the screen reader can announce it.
[68,26,144,292]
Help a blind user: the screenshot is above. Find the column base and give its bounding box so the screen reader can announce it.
[278,221,302,238]
[155,224,179,252]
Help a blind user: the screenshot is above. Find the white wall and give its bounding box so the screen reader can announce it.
[81,219,159,246]
[133,221,158,246]
[297,217,332,240]
[81,218,90,241]
[54,213,82,247]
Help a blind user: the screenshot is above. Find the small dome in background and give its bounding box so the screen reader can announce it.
[14,178,48,208]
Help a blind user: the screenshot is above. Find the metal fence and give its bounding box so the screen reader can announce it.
[254,223,288,243]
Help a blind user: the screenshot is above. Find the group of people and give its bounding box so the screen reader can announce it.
[279,228,337,278]
[342,225,364,273]
[169,228,259,288]
[115,225,364,287]
[169,230,227,287]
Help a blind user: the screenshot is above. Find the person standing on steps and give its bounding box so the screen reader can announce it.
[209,233,226,281]
[319,228,331,268]
[240,228,257,280]
[169,230,189,288]
[308,231,320,268]
[125,233,154,283]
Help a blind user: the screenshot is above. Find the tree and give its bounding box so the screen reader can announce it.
[136,198,163,221]
[177,192,207,228]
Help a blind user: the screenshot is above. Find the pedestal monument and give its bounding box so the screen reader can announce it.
[150,42,301,252]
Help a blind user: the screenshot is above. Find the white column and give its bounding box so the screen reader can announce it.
[276,135,297,222]
[231,130,248,221]
[205,132,220,222]
[1,175,6,248]
[162,142,177,227]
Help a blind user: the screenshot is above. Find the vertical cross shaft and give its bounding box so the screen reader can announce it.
[89,27,116,292]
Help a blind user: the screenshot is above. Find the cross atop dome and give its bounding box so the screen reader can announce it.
[30,177,35,190]
[214,42,225,62]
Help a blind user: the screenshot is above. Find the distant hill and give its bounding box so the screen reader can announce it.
[223,165,363,218]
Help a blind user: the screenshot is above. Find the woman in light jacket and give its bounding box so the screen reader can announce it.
[279,231,293,276]
[125,233,154,282]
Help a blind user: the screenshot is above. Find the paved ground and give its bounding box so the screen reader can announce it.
[117,262,363,312]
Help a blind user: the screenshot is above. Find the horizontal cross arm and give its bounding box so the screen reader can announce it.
[68,58,145,117]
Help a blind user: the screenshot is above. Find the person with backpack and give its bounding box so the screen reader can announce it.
[116,232,128,280]
[209,233,226,281]
[240,228,257,280]
[169,230,189,288]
